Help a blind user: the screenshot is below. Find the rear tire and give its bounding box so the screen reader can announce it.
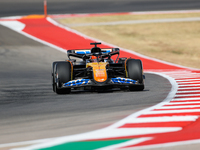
[126,59,144,91]
[54,61,72,94]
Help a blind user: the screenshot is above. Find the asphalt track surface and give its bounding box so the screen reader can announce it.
[0,0,200,17]
[0,24,172,144]
[0,0,196,145]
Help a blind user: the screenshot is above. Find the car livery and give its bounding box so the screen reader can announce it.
[52,42,145,94]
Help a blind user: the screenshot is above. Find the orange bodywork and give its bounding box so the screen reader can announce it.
[86,62,108,82]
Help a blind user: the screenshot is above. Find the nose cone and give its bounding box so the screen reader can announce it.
[88,62,108,83]
[94,68,107,82]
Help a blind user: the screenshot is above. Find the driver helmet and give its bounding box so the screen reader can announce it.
[90,55,97,62]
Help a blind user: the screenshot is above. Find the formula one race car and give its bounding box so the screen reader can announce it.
[52,42,145,94]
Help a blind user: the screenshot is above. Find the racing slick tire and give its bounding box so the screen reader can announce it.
[52,61,66,92]
[54,61,72,94]
[126,59,144,91]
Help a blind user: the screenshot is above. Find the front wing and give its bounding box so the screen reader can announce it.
[61,77,139,88]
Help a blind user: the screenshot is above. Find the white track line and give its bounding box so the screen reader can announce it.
[172,76,200,79]
[173,98,200,101]
[145,109,200,114]
[178,84,200,87]
[51,10,200,19]
[176,79,200,82]
[179,87,200,89]
[177,90,200,93]
[127,116,198,123]
[166,101,200,105]
[0,139,53,148]
[175,94,200,97]
[67,17,200,27]
[159,105,200,109]
[164,73,196,75]
[166,73,199,75]
[164,72,198,74]
[177,81,200,84]
[0,21,25,31]
[163,72,197,74]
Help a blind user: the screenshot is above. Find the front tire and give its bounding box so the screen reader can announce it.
[52,61,66,92]
[126,59,144,91]
[54,61,72,94]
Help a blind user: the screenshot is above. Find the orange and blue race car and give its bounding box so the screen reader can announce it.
[52,42,145,94]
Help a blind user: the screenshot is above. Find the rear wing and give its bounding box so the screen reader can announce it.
[67,48,119,54]
[67,48,120,61]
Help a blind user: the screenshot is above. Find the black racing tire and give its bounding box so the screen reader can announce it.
[52,61,66,92]
[54,61,72,94]
[126,59,144,91]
